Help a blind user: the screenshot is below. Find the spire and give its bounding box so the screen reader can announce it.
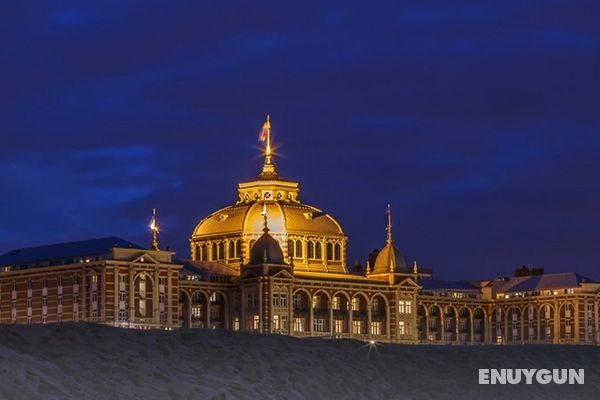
[261,202,269,233]
[149,208,159,251]
[386,204,393,244]
[413,260,418,274]
[258,115,277,178]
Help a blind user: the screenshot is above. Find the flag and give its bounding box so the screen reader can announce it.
[258,116,270,142]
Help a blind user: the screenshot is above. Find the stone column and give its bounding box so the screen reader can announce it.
[153,269,159,324]
[574,300,580,344]
[554,300,560,344]
[113,267,119,324]
[167,271,173,326]
[348,299,353,337]
[128,268,135,323]
[206,293,211,329]
[82,272,87,320]
[367,301,372,337]
[329,299,334,335]
[309,294,314,336]
[469,310,474,344]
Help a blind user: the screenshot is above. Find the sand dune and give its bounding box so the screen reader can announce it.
[0,323,596,399]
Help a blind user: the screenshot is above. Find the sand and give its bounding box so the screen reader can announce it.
[0,323,597,400]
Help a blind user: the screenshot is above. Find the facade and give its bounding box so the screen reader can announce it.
[1,120,599,344]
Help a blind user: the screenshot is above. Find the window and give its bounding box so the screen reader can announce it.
[229,240,236,259]
[312,295,323,310]
[372,298,380,314]
[273,315,280,330]
[288,240,294,258]
[334,243,341,261]
[293,294,303,309]
[398,300,411,314]
[326,243,333,261]
[119,310,126,322]
[371,321,382,335]
[352,320,363,334]
[252,315,260,330]
[211,243,218,261]
[233,317,240,331]
[192,305,202,318]
[218,242,225,260]
[315,242,322,259]
[334,319,343,333]
[138,275,147,317]
[351,298,359,311]
[428,318,436,329]
[332,296,340,310]
[314,318,326,332]
[459,319,466,331]
[201,244,208,261]
[273,293,288,308]
[307,242,314,259]
[398,321,406,335]
[294,318,305,332]
[295,241,303,258]
[236,240,242,258]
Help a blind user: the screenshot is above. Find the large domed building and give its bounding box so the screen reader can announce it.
[189,126,347,275]
[0,116,597,347]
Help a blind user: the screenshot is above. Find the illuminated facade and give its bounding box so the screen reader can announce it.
[1,118,599,344]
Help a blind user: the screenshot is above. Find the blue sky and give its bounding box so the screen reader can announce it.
[0,1,599,279]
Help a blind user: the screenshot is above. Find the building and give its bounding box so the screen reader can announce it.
[1,118,599,344]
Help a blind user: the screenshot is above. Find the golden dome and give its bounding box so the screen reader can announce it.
[189,117,347,275]
[192,202,343,238]
[371,242,409,274]
[369,204,409,275]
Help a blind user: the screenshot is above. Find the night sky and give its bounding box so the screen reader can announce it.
[1,2,599,280]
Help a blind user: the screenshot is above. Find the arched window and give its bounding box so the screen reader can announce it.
[201,244,208,261]
[195,245,201,260]
[236,240,242,258]
[288,239,294,258]
[228,240,235,259]
[211,243,218,261]
[334,243,341,261]
[218,242,225,260]
[307,242,314,259]
[295,241,303,258]
[315,242,322,259]
[326,243,333,260]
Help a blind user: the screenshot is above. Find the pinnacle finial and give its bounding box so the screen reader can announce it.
[261,202,269,233]
[259,115,276,176]
[386,204,393,244]
[149,208,159,251]
[413,260,418,274]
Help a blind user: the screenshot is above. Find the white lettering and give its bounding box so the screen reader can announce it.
[570,369,584,385]
[522,369,536,384]
[490,369,506,385]
[478,369,490,384]
[537,369,552,384]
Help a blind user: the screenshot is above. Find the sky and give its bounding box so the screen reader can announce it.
[0,1,599,280]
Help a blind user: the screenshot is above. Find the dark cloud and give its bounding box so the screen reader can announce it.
[0,1,599,279]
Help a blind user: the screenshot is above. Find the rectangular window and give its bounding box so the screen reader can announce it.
[252,315,260,330]
[334,319,343,333]
[352,320,363,334]
[332,296,340,310]
[313,318,326,332]
[233,317,240,331]
[119,310,127,322]
[351,298,359,311]
[293,294,303,309]
[398,300,411,314]
[398,321,406,335]
[372,299,380,314]
[294,318,304,332]
[272,315,280,330]
[370,321,382,335]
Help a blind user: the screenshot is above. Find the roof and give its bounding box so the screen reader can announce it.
[191,201,344,238]
[0,236,143,267]
[371,242,409,274]
[419,279,480,291]
[493,272,597,294]
[180,261,238,277]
